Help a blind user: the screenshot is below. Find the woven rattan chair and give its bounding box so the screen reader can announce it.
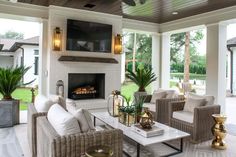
[169,101,220,143]
[36,116,123,157]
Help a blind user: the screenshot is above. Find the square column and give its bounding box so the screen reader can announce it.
[151,33,161,91]
[160,33,171,89]
[206,23,227,112]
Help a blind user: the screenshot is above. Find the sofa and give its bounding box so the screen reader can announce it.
[36,115,123,157]
[143,89,184,125]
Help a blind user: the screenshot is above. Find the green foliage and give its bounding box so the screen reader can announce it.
[133,95,146,114]
[0,30,24,39]
[126,64,157,92]
[171,62,206,74]
[0,66,34,100]
[170,73,206,80]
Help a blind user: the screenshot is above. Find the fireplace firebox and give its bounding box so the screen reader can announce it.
[68,73,105,100]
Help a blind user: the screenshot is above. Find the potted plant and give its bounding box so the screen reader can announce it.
[0,66,34,128]
[133,95,146,123]
[119,95,135,126]
[126,64,157,98]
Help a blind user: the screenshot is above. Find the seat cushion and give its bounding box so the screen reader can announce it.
[34,95,55,112]
[143,103,155,112]
[47,104,81,136]
[173,111,194,124]
[183,97,206,113]
[187,92,215,106]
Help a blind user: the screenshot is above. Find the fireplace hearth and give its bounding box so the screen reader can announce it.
[68,73,105,100]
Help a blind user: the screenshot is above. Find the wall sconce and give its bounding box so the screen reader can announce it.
[114,34,122,54]
[53,27,62,51]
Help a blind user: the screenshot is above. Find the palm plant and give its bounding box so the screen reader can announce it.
[0,66,34,100]
[126,64,157,92]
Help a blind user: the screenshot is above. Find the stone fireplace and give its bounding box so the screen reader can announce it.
[68,73,105,100]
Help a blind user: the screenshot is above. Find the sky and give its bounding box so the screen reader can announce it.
[0,18,40,39]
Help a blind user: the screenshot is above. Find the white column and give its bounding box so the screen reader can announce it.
[151,33,161,91]
[121,53,126,84]
[160,33,171,89]
[38,19,48,96]
[206,23,227,113]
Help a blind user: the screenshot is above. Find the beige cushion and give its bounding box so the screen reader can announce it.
[71,109,95,133]
[187,92,214,106]
[173,111,194,123]
[183,97,206,113]
[151,90,167,103]
[47,104,81,136]
[165,90,178,99]
[34,95,55,112]
[143,103,155,112]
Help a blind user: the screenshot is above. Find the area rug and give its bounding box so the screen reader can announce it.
[0,127,24,157]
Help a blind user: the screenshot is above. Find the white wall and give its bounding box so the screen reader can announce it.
[47,6,122,98]
[0,55,13,68]
[233,47,236,95]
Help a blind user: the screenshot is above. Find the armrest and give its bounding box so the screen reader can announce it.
[144,95,152,103]
[169,101,185,118]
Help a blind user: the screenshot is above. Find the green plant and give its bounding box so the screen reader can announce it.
[126,64,157,92]
[133,95,146,114]
[0,66,34,100]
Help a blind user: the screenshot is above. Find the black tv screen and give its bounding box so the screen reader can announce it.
[66,19,112,53]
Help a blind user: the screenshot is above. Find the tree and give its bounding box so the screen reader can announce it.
[0,30,24,39]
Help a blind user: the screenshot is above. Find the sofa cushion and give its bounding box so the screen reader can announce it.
[187,92,214,106]
[173,111,194,123]
[143,103,155,112]
[49,95,66,109]
[165,90,178,99]
[183,97,206,113]
[71,109,95,133]
[151,90,167,103]
[47,104,81,136]
[34,95,55,112]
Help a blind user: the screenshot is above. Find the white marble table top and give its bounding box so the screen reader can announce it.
[91,112,190,146]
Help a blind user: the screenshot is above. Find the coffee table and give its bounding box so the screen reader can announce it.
[91,112,190,157]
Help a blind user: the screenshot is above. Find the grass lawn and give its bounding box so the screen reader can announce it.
[0,88,36,110]
[121,82,151,99]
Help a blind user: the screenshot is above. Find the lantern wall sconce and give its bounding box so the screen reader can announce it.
[114,34,122,54]
[53,27,62,51]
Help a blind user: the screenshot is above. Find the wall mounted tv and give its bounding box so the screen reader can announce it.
[66,19,112,53]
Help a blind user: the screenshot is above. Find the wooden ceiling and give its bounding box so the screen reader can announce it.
[17,0,236,23]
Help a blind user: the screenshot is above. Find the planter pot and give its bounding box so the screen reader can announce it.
[0,100,19,128]
[134,91,147,99]
[119,112,135,127]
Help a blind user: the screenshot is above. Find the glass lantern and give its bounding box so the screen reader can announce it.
[139,107,154,129]
[107,90,124,117]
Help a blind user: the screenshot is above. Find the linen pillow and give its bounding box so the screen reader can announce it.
[72,109,95,133]
[49,95,66,109]
[47,104,81,136]
[34,95,55,112]
[150,91,167,103]
[183,97,206,113]
[165,90,178,99]
[66,98,77,113]
[187,92,215,106]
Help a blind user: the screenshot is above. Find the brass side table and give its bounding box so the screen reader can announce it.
[211,114,227,150]
[85,145,113,157]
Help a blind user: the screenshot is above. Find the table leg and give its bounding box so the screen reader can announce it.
[137,143,140,157]
[94,116,96,126]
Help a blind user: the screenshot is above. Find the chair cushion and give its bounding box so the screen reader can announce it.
[143,103,155,112]
[187,92,215,106]
[183,97,206,113]
[47,104,81,136]
[173,111,194,123]
[151,90,167,103]
[34,95,55,112]
[70,108,95,133]
[165,90,178,99]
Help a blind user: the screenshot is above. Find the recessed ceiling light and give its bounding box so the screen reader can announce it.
[172,11,178,15]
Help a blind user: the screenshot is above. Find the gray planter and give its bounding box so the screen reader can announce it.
[134,91,147,99]
[0,100,19,128]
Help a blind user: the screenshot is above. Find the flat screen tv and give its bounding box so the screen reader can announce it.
[66,19,112,53]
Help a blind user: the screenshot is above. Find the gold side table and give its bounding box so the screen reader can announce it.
[85,145,113,157]
[211,114,227,150]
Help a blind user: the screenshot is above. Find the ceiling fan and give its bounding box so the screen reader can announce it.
[122,0,147,6]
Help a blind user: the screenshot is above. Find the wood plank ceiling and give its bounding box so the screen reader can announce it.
[17,0,236,23]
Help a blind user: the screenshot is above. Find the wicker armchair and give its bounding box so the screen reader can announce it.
[144,95,184,125]
[36,116,123,157]
[27,104,47,157]
[169,101,220,143]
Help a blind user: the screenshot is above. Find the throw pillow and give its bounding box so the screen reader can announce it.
[150,91,167,103]
[183,97,206,113]
[49,95,66,109]
[165,90,178,99]
[34,95,55,112]
[71,109,95,133]
[47,104,81,136]
[187,92,215,106]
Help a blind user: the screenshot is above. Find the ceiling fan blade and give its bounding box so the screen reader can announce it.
[123,0,136,6]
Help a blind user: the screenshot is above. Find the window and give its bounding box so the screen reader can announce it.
[34,49,39,55]
[34,57,39,75]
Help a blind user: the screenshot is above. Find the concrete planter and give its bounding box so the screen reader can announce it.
[134,91,147,99]
[0,100,19,128]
